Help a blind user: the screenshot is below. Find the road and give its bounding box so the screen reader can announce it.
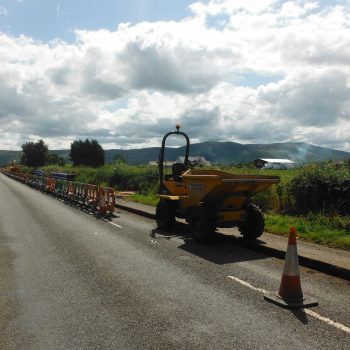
[1,173,350,350]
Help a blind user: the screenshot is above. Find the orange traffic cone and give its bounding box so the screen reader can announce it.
[264,227,318,309]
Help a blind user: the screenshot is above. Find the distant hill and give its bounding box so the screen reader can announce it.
[104,141,350,165]
[1,141,349,166]
[0,151,22,166]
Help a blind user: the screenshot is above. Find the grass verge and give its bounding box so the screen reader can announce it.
[265,213,350,250]
[129,193,159,206]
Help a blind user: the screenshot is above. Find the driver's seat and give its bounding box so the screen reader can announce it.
[172,163,186,181]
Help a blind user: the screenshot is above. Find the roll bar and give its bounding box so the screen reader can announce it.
[158,125,190,183]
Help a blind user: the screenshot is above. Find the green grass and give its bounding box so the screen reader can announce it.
[265,213,350,250]
[129,193,159,206]
[218,165,298,180]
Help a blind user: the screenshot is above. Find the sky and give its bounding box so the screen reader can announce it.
[0,0,349,151]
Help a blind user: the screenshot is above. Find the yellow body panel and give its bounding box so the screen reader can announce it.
[217,210,246,223]
[163,181,188,196]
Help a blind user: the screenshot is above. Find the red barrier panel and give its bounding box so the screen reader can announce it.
[46,177,56,193]
[105,187,115,214]
[97,187,115,214]
[67,181,75,200]
[3,171,117,217]
[87,184,98,209]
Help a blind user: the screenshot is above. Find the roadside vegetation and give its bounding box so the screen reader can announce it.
[17,161,350,250]
[19,138,104,168]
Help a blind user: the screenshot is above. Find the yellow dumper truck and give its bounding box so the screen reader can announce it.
[156,125,280,242]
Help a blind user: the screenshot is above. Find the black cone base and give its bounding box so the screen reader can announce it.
[264,292,318,309]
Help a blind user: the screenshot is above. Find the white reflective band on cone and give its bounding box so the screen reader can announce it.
[282,245,300,277]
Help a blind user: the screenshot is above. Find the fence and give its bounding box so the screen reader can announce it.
[1,170,116,215]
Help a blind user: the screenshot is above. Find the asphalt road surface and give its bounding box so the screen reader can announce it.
[1,173,350,350]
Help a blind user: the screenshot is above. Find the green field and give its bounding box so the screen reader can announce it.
[18,162,350,250]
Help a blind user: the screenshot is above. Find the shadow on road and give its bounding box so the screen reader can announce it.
[291,309,309,325]
[151,224,269,265]
[42,188,271,266]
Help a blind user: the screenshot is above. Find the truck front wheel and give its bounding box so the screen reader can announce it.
[188,207,216,243]
[156,201,175,230]
[238,204,265,239]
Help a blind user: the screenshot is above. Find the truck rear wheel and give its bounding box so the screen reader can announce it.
[188,207,216,243]
[156,201,175,230]
[238,204,264,239]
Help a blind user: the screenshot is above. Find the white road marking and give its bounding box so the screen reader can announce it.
[228,275,268,294]
[305,309,350,334]
[109,222,123,228]
[227,275,350,335]
[93,232,99,235]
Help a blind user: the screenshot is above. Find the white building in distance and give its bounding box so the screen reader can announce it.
[253,158,297,169]
[147,160,174,167]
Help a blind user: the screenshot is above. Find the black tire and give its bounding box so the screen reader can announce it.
[238,204,265,239]
[156,201,175,229]
[188,207,216,243]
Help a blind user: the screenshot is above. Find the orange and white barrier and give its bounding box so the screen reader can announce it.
[46,177,56,193]
[87,184,98,208]
[105,187,115,214]
[98,187,107,214]
[3,170,119,217]
[67,181,75,200]
[97,187,115,214]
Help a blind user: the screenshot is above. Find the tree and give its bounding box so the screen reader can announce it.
[47,153,66,166]
[21,140,49,167]
[70,139,105,167]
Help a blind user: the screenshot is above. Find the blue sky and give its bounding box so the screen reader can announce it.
[0,0,194,41]
[0,0,349,152]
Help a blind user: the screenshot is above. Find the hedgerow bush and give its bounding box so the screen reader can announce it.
[251,186,279,211]
[20,162,350,218]
[288,165,350,215]
[109,164,158,194]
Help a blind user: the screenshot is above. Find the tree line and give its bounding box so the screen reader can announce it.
[20,139,105,168]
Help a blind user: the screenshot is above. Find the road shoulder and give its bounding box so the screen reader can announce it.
[115,198,350,281]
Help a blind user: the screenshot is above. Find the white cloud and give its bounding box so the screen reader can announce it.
[0,6,8,16]
[0,0,350,153]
